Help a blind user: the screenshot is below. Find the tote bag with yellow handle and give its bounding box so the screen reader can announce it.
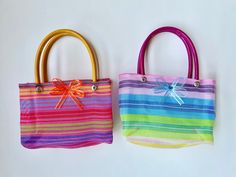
[19,29,113,149]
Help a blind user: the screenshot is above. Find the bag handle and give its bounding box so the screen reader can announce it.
[34,29,98,84]
[138,29,194,79]
[137,26,199,80]
[41,33,99,83]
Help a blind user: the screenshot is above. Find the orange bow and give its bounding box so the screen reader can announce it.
[50,78,85,109]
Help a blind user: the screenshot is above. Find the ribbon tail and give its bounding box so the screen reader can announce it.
[70,93,84,110]
[170,91,184,105]
[55,92,68,109]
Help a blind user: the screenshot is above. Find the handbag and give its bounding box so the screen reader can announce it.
[19,29,113,149]
[119,26,216,148]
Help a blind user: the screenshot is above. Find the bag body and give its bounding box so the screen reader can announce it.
[119,26,216,148]
[19,29,113,149]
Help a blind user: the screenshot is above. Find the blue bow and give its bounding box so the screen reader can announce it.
[154,77,187,105]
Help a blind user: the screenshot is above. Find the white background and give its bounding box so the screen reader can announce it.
[0,0,235,177]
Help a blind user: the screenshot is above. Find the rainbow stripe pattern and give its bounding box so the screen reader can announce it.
[19,79,113,149]
[119,73,216,148]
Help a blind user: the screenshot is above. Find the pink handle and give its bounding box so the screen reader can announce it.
[137,26,199,80]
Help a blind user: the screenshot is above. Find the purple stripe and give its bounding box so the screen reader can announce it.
[119,83,215,93]
[20,99,112,108]
[21,133,113,144]
[21,138,112,144]
[22,132,112,139]
[119,80,215,89]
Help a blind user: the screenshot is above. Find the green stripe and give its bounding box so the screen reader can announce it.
[123,129,213,141]
[121,114,214,127]
[123,125,212,134]
[123,121,213,131]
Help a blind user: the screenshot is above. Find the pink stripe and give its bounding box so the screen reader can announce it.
[20,104,112,110]
[119,87,215,99]
[20,96,111,101]
[20,92,112,98]
[21,127,112,133]
[21,122,112,128]
[20,100,111,105]
[21,114,111,119]
[20,108,112,114]
[21,117,112,123]
[119,73,215,85]
[21,119,112,124]
[21,123,111,127]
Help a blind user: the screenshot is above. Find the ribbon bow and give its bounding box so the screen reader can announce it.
[154,77,187,105]
[50,78,85,109]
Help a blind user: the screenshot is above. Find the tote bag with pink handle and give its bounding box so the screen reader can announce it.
[119,26,216,148]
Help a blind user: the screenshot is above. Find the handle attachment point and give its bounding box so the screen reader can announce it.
[92,85,97,91]
[194,80,200,88]
[36,85,43,92]
[141,76,147,82]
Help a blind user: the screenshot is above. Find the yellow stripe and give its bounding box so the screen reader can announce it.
[21,128,112,135]
[20,88,111,95]
[22,121,112,128]
[21,124,112,132]
[123,129,213,141]
[129,140,209,148]
[20,85,111,92]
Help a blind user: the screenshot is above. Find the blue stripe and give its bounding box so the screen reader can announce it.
[119,83,215,93]
[119,104,215,114]
[120,108,215,120]
[119,100,215,110]
[119,94,215,106]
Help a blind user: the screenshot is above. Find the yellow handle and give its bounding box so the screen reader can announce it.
[34,29,98,84]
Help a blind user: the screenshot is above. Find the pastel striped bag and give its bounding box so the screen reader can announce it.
[19,29,113,149]
[119,26,216,148]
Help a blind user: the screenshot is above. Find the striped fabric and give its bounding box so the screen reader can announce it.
[19,79,113,149]
[119,73,216,148]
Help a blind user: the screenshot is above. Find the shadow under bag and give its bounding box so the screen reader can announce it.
[119,26,216,148]
[19,29,113,149]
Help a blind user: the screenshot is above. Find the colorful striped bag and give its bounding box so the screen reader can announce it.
[19,29,113,149]
[119,26,216,148]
